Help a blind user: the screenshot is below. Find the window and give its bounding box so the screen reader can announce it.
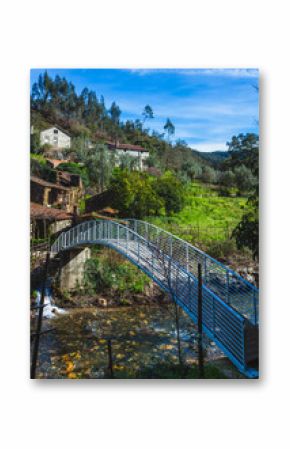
[53,129,58,134]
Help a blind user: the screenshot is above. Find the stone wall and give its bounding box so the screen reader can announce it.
[59,247,91,290]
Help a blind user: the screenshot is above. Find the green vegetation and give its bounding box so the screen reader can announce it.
[57,161,90,187]
[83,248,150,298]
[154,171,185,214]
[147,181,247,243]
[31,72,259,259]
[30,153,56,183]
[110,169,185,218]
[30,71,220,183]
[110,169,163,218]
[233,188,259,259]
[135,362,228,379]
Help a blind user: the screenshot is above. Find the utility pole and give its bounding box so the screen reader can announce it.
[107,339,114,378]
[198,263,204,378]
[31,252,50,379]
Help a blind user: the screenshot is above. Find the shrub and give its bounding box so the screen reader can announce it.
[153,172,185,215]
[204,239,237,259]
[57,162,90,187]
[83,248,150,296]
[233,200,258,259]
[30,153,57,183]
[110,169,164,218]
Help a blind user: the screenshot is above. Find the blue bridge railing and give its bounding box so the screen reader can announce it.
[51,219,259,378]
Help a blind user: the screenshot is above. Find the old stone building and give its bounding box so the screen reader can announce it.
[31,175,83,213]
[40,126,71,149]
[106,141,149,170]
[30,202,72,240]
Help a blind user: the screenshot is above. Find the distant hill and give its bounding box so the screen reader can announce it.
[192,150,230,166]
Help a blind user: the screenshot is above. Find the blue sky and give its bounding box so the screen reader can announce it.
[30,68,259,152]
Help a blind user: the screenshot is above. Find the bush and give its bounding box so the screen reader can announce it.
[200,166,217,184]
[110,169,164,218]
[30,153,57,183]
[83,248,150,296]
[109,169,186,218]
[153,172,185,215]
[233,201,258,259]
[218,170,235,188]
[57,162,90,187]
[206,239,237,259]
[30,131,40,153]
[234,165,256,194]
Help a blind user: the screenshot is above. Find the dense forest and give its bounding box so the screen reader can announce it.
[30,71,259,258]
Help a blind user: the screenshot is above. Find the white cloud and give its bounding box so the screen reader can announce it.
[190,142,228,152]
[127,68,259,78]
[180,68,259,78]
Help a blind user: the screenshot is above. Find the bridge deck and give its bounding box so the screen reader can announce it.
[51,219,259,378]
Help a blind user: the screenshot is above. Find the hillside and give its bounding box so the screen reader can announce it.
[194,150,230,165]
[30,72,215,180]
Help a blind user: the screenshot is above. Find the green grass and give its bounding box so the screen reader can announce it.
[177,196,246,227]
[146,181,247,244]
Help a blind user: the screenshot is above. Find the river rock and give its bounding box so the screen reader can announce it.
[98,297,108,307]
[246,274,255,283]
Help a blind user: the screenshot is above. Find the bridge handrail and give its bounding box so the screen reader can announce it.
[50,219,259,377]
[125,219,258,324]
[126,219,258,292]
[51,219,258,324]
[51,219,246,325]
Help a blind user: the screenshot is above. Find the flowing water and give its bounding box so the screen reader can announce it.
[33,303,223,379]
[35,285,66,319]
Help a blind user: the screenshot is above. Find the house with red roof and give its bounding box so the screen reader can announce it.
[106,141,149,170]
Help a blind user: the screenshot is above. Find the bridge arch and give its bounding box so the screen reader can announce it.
[51,219,259,378]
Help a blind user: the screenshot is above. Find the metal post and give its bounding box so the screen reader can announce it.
[188,274,191,305]
[107,339,114,378]
[226,270,230,305]
[30,252,50,379]
[198,263,204,378]
[212,296,216,335]
[253,290,257,324]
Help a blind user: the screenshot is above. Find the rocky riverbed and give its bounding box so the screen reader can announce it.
[32,303,231,379]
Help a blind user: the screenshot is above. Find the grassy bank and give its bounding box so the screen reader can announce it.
[147,181,247,244]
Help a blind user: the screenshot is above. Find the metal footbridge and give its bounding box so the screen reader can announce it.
[51,219,259,378]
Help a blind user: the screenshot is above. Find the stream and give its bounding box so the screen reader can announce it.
[32,299,223,379]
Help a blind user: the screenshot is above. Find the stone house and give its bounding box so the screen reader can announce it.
[40,126,71,149]
[31,176,72,211]
[31,175,83,213]
[106,141,149,170]
[30,202,72,240]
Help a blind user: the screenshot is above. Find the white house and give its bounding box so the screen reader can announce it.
[40,126,71,149]
[106,141,149,170]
